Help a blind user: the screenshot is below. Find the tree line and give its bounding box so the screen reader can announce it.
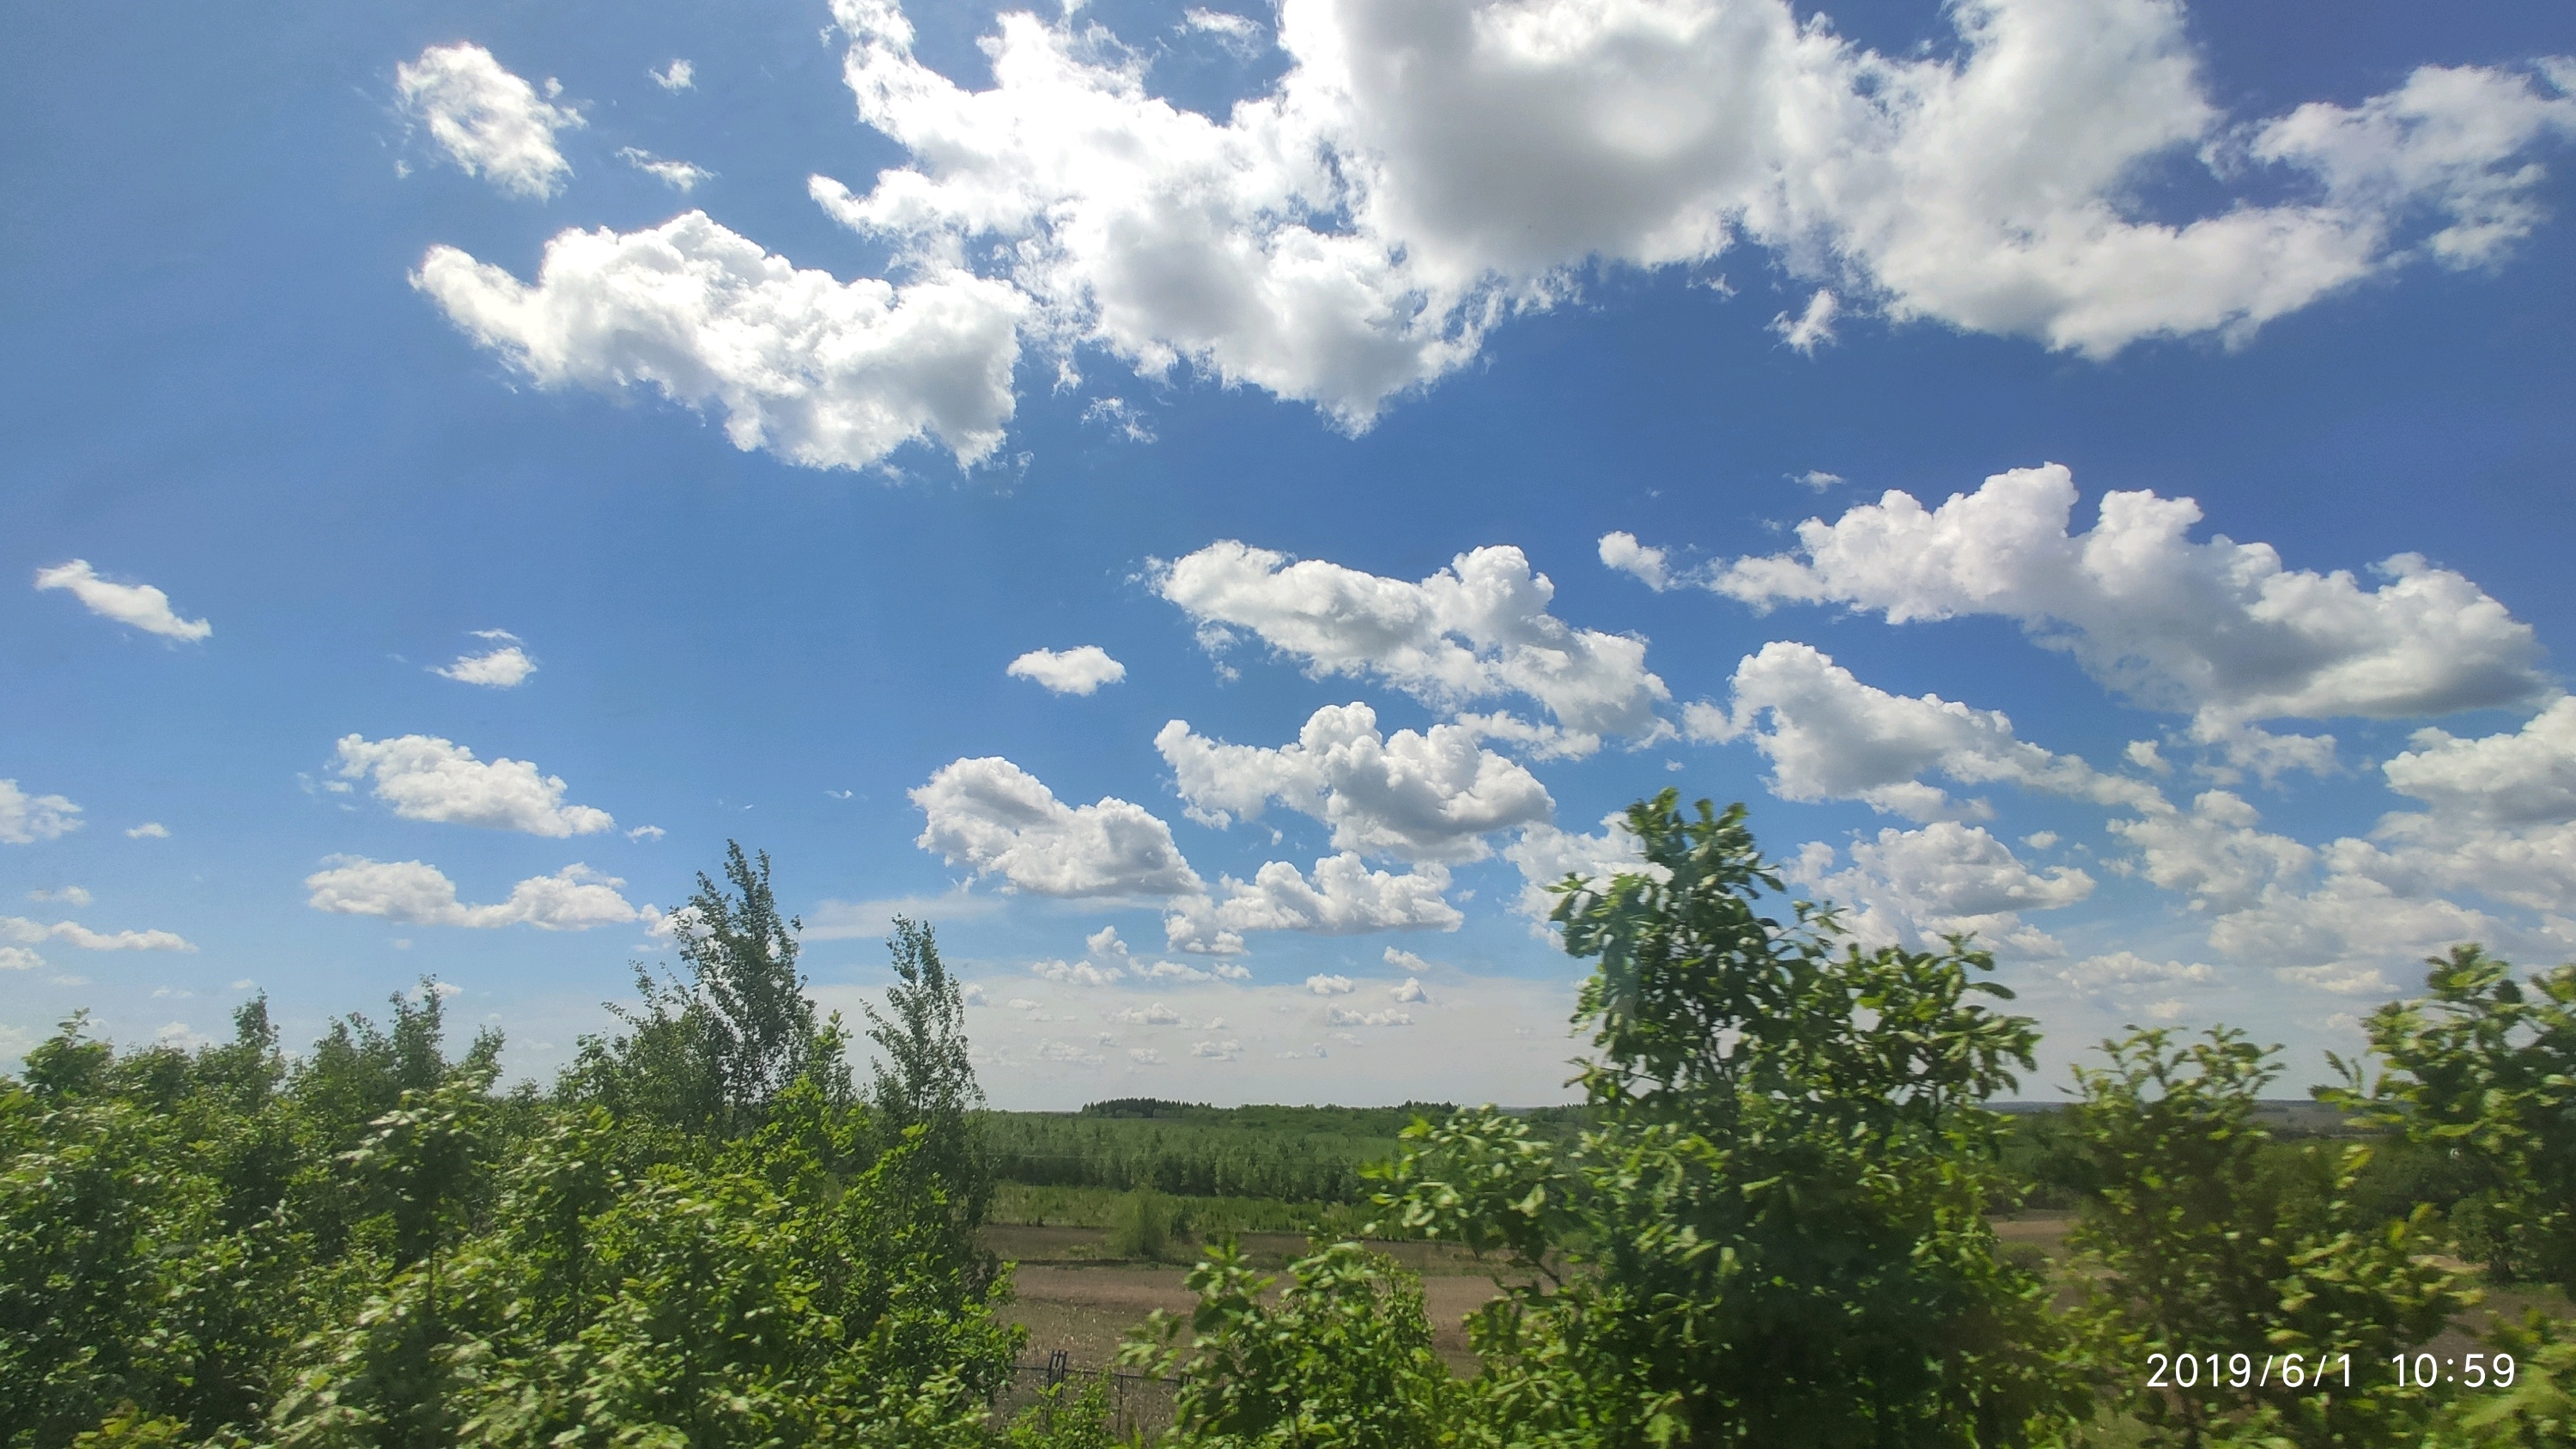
[6,804,2574,1447]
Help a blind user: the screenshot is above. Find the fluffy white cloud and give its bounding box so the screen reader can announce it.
[618,148,713,192]
[913,757,1202,898]
[0,781,82,844]
[2382,697,2576,825]
[1389,975,1430,1003]
[0,947,40,971]
[435,645,537,687]
[1771,289,1838,354]
[27,886,92,908]
[2108,788,2315,913]
[304,857,642,930]
[1503,809,1652,921]
[1154,541,1668,750]
[1304,973,1356,995]
[1167,854,1461,953]
[1105,1002,1188,1026]
[1157,702,1551,863]
[1327,1006,1413,1027]
[395,43,583,199]
[415,211,1024,471]
[1008,645,1127,695]
[1710,466,2545,771]
[1692,641,2164,820]
[2,916,195,952]
[650,59,695,92]
[126,822,170,839]
[335,734,614,837]
[33,560,211,641]
[807,0,2574,431]
[1791,822,2093,956]
[2057,950,2220,995]
[1596,532,1674,591]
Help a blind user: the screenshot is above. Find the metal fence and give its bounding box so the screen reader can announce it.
[993,1351,1178,1441]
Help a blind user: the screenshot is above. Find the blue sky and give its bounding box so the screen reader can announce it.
[5,0,2573,1107]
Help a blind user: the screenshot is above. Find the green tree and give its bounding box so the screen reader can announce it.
[2060,1026,2464,1447]
[1379,793,2080,1449]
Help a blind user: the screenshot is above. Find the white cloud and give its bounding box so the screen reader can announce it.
[1771,289,1838,353]
[1182,9,1265,55]
[1129,1047,1168,1066]
[1503,809,1651,922]
[649,58,696,92]
[618,147,714,192]
[395,42,583,199]
[2106,788,2313,913]
[1327,1006,1413,1026]
[1081,396,1157,442]
[1033,958,1125,986]
[1710,466,2546,770]
[1165,854,1461,953]
[435,644,538,687]
[1692,641,2164,820]
[27,886,92,908]
[335,734,614,837]
[1304,973,1356,995]
[804,0,2574,435]
[1790,822,2093,956]
[1794,471,1844,491]
[1390,975,1430,1003]
[2382,697,2576,825]
[2275,962,2394,997]
[0,781,82,844]
[2057,950,2220,995]
[33,560,211,641]
[961,983,989,1006]
[1153,541,1668,750]
[0,947,40,971]
[1157,702,1552,862]
[913,757,1203,898]
[627,825,665,842]
[126,822,170,840]
[304,856,642,930]
[1008,645,1128,695]
[1597,532,1674,591]
[415,210,1025,471]
[1189,1038,1244,1059]
[2,916,194,952]
[1105,1002,1187,1026]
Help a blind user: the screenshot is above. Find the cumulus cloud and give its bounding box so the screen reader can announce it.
[0,947,40,971]
[914,757,1202,898]
[1790,822,2093,956]
[1597,532,1674,591]
[618,147,714,192]
[1157,702,1552,862]
[1690,641,2165,820]
[395,42,583,199]
[335,734,614,837]
[1167,854,1461,953]
[1389,975,1430,1003]
[1327,1006,1413,1026]
[1008,645,1128,695]
[1190,1037,1244,1059]
[649,59,696,93]
[33,561,211,641]
[1710,466,2546,771]
[2057,950,2221,995]
[1304,973,1356,995]
[2,916,195,952]
[304,856,642,930]
[801,0,2575,435]
[435,644,537,687]
[415,211,1024,471]
[2382,697,2576,825]
[0,781,82,844]
[126,822,170,839]
[1153,541,1668,752]
[1503,809,1652,921]
[27,886,92,908]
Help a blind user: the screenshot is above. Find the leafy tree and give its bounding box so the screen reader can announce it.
[564,843,850,1136]
[2059,1026,2464,1447]
[2324,945,2576,1293]
[1123,1240,1456,1449]
[866,918,995,1290]
[1378,792,2080,1449]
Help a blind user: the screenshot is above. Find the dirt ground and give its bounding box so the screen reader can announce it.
[990,1224,1512,1374]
